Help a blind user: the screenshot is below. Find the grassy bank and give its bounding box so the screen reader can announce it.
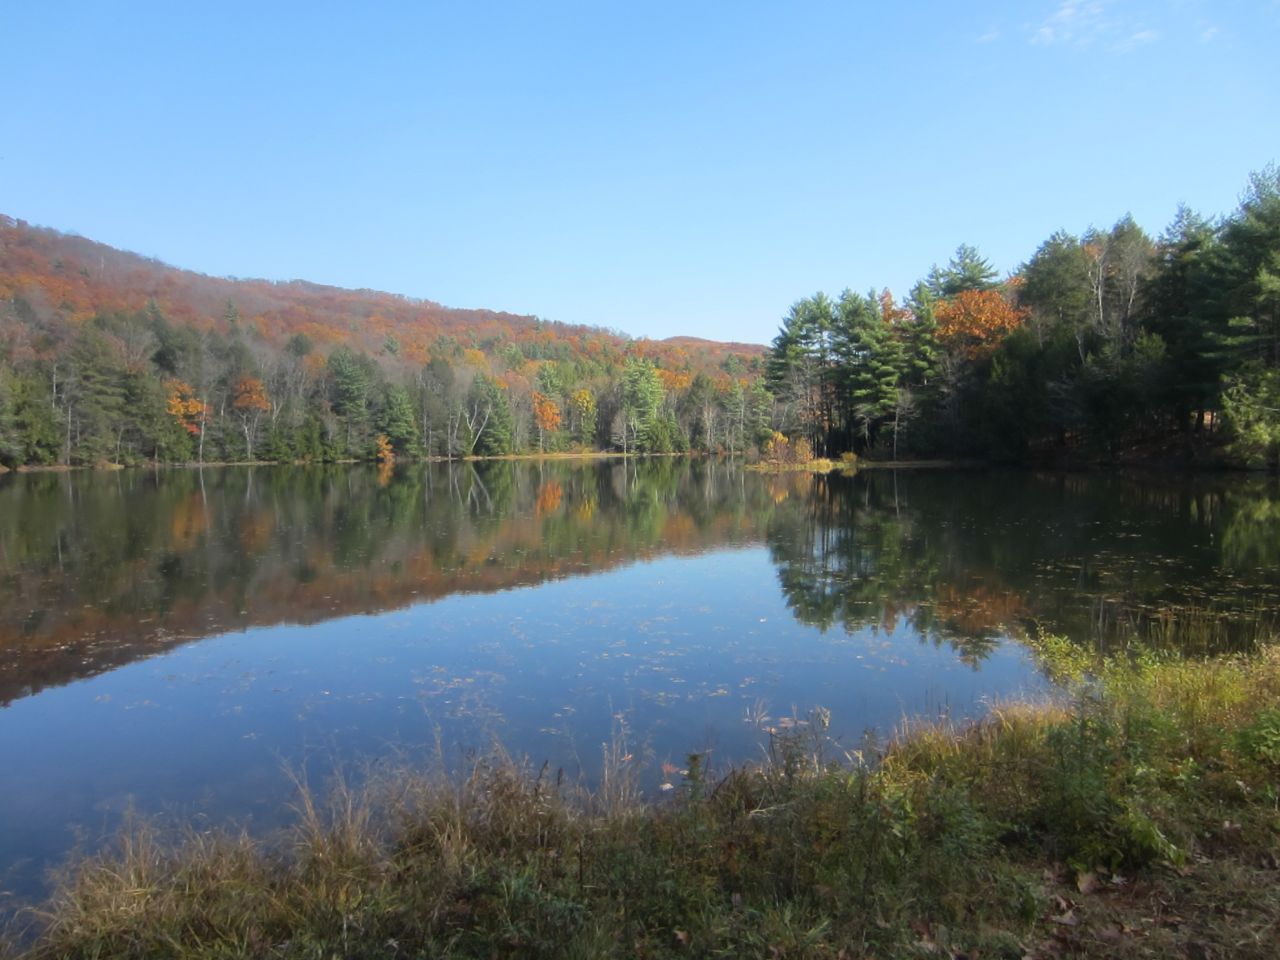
[745,458,837,474]
[6,641,1279,959]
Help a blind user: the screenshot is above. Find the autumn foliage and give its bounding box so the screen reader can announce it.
[375,434,395,463]
[0,216,773,465]
[935,288,1028,357]
[232,376,270,413]
[165,379,207,435]
[531,391,562,451]
[761,432,814,465]
[0,215,761,389]
[532,391,561,434]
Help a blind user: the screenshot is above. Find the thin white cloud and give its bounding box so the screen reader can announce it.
[1200,25,1219,42]
[1028,0,1160,51]
[1114,28,1158,51]
[1029,0,1109,47]
[976,27,1001,44]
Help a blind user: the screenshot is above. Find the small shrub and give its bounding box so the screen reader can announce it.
[1235,708,1280,766]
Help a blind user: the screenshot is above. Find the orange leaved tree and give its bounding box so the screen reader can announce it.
[935,288,1027,359]
[375,433,395,463]
[232,375,270,461]
[532,390,562,452]
[165,378,208,463]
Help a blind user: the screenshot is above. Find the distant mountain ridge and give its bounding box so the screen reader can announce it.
[0,215,771,467]
[0,215,765,368]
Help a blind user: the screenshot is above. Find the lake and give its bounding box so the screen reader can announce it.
[1,460,1278,905]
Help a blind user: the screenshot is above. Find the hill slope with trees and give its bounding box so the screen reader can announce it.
[0,218,767,465]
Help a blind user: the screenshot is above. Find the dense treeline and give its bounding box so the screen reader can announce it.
[0,218,768,466]
[768,166,1280,469]
[4,167,1279,469]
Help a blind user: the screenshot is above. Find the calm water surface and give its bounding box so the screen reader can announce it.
[1,461,1278,904]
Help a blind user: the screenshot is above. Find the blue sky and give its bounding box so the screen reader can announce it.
[4,1,1277,345]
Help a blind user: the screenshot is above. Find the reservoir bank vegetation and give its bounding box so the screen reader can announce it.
[2,167,1280,472]
[3,640,1279,958]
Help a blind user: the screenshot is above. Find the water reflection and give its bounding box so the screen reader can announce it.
[3,463,1278,708]
[0,459,769,705]
[766,469,1280,657]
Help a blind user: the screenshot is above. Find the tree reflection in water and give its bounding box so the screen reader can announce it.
[765,469,1280,662]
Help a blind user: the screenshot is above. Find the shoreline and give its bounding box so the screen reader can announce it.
[2,452,1271,475]
[6,640,1278,958]
[4,450,680,473]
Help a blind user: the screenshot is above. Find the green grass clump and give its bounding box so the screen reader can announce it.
[6,643,1280,958]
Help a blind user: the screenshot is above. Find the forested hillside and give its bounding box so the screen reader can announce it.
[2,166,1279,469]
[766,167,1280,471]
[0,218,767,466]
